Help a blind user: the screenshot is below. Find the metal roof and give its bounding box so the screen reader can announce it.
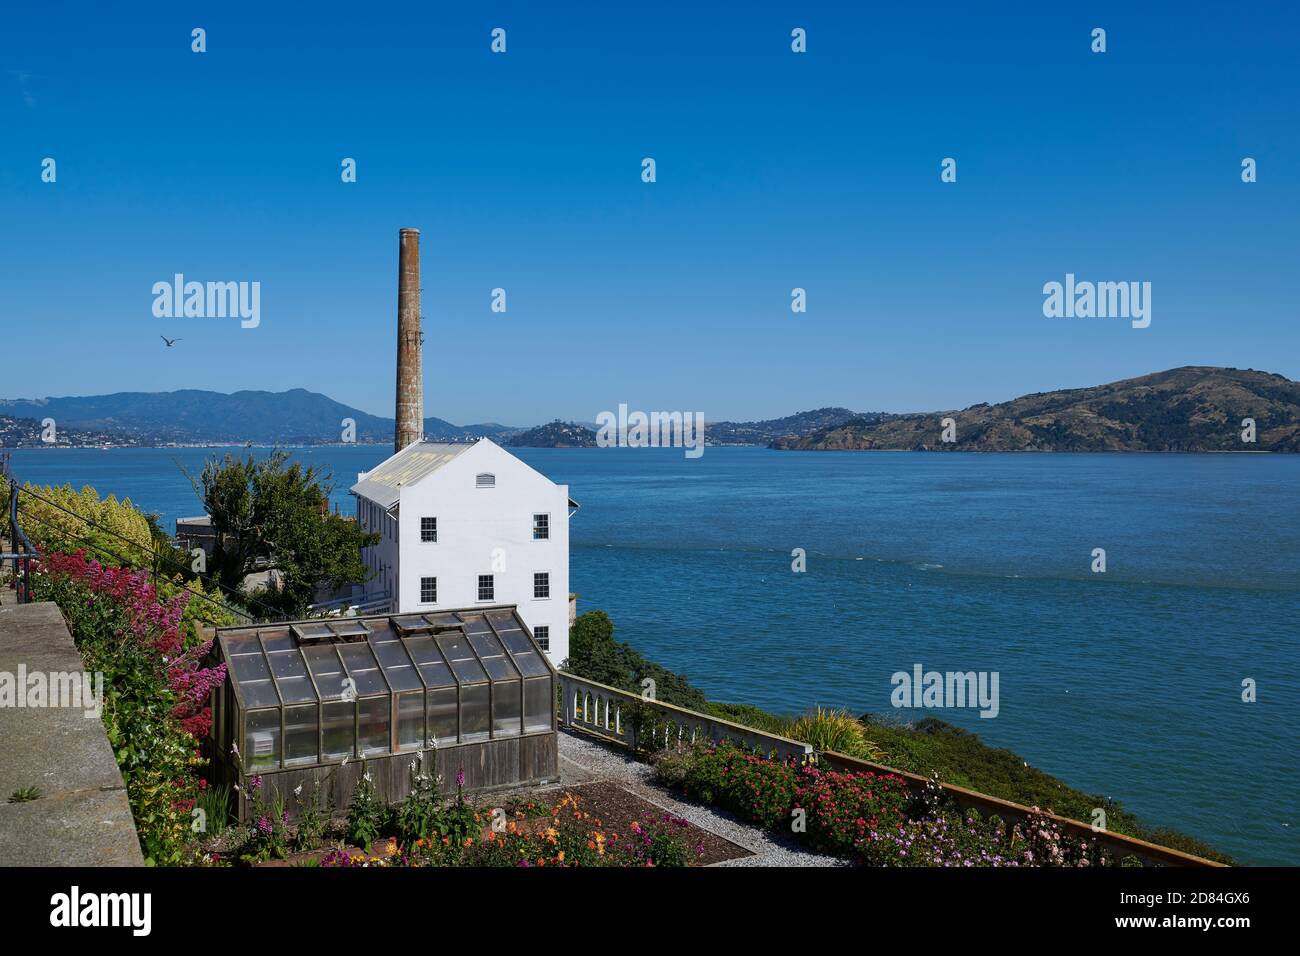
[216,605,556,711]
[349,440,473,509]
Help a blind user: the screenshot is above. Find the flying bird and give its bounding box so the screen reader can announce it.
[160,335,181,347]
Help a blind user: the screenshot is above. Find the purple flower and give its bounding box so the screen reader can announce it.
[456,767,465,788]
[257,815,272,836]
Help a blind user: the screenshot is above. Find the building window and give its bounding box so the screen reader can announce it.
[534,626,550,652]
[476,473,495,489]
[533,513,549,540]
[533,572,550,600]
[420,577,437,604]
[477,574,495,602]
[420,516,437,543]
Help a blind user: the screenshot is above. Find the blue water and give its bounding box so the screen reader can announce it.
[8,445,1299,865]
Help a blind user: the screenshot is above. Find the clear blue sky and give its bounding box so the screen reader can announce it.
[4,2,1297,424]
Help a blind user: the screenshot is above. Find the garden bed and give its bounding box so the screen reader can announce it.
[546,782,751,865]
[652,742,1125,867]
[206,769,745,867]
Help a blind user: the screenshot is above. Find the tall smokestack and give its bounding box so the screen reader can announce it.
[395,227,423,454]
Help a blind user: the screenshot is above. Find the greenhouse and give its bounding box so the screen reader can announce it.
[207,606,558,819]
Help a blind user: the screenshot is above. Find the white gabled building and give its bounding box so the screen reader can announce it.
[350,438,576,664]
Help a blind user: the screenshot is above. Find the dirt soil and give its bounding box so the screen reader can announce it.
[550,781,752,865]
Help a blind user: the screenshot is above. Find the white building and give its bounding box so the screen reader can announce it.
[350,439,576,664]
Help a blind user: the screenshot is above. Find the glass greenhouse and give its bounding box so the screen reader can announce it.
[208,607,557,811]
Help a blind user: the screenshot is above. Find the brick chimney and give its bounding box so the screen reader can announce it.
[395,227,423,454]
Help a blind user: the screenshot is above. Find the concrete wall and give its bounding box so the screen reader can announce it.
[0,602,143,866]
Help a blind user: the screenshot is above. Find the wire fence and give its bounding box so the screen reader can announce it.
[1,459,298,627]
[10,479,290,622]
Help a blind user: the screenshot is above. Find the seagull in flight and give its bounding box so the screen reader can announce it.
[160,335,181,347]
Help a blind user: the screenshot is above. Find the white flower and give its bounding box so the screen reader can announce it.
[294,785,303,796]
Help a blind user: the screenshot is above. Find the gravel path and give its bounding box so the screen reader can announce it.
[555,729,847,867]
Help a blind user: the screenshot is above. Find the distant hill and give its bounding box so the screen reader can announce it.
[774,367,1300,452]
[708,407,893,445]
[0,390,518,445]
[507,421,598,448]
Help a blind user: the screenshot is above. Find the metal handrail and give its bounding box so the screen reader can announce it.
[1,453,39,604]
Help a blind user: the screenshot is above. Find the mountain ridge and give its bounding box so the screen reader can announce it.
[773,367,1300,452]
[0,389,517,445]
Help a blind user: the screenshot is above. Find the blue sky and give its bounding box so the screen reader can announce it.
[3,2,1297,424]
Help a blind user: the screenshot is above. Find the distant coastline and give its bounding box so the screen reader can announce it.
[5,365,1299,452]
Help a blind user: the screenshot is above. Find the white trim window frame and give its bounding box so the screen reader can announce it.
[533,571,550,600]
[477,574,495,602]
[420,516,438,543]
[419,576,438,605]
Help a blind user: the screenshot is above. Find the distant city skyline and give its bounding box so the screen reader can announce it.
[5,3,1299,422]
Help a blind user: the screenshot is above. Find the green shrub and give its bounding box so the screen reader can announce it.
[564,611,708,710]
[706,702,792,735]
[681,743,797,829]
[346,764,388,851]
[651,746,702,790]
[394,761,443,845]
[235,777,290,864]
[789,707,885,761]
[194,783,233,838]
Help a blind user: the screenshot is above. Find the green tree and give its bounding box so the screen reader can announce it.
[193,450,378,618]
[565,610,708,710]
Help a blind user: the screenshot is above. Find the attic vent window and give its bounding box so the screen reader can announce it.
[476,473,496,489]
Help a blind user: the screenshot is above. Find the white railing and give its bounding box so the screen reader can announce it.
[558,672,812,762]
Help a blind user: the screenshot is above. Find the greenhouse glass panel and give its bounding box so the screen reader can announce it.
[322,700,355,759]
[492,679,522,736]
[524,678,552,733]
[275,676,317,705]
[358,696,391,755]
[284,704,319,765]
[509,649,550,678]
[460,616,492,638]
[266,647,310,681]
[241,679,281,709]
[339,644,388,698]
[427,686,458,744]
[329,620,371,640]
[416,658,455,689]
[498,629,537,657]
[303,645,349,699]
[223,633,260,655]
[259,629,295,652]
[467,630,505,659]
[371,635,422,691]
[292,622,335,643]
[436,634,488,684]
[245,709,281,770]
[396,692,425,751]
[460,682,490,742]
[391,614,433,636]
[230,647,272,683]
[403,634,442,665]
